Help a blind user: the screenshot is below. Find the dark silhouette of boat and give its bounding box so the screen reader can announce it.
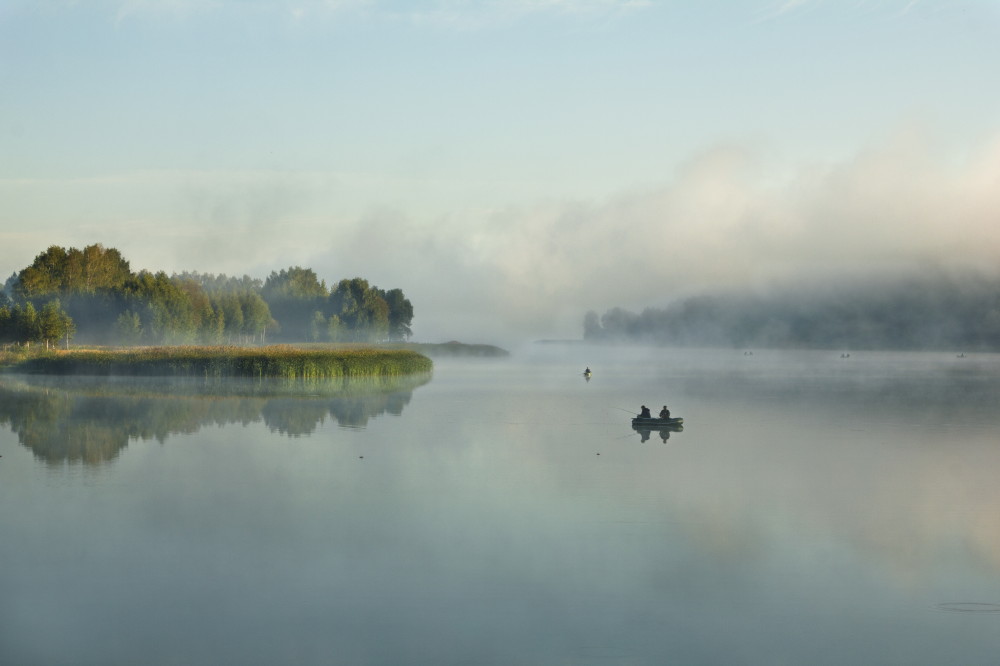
[631,416,684,429]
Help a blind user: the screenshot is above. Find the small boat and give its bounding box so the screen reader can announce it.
[631,416,684,428]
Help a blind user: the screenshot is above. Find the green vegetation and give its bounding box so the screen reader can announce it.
[584,271,1000,351]
[4,345,432,379]
[2,244,414,346]
[388,341,510,358]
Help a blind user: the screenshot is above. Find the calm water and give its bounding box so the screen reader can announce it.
[2,347,1000,665]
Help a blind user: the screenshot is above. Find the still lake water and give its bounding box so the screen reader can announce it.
[2,346,1000,665]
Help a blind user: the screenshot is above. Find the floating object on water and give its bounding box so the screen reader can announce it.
[631,416,684,429]
[936,602,1000,613]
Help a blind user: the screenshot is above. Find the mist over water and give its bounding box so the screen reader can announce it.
[2,347,1000,664]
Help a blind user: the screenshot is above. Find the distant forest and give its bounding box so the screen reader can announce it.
[0,244,413,347]
[584,273,1000,351]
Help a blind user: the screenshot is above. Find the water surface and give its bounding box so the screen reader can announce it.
[2,348,1000,665]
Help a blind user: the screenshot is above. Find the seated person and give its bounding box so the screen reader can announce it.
[659,406,671,419]
[639,405,652,419]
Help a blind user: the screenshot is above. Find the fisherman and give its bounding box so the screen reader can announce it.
[638,405,651,419]
[659,405,671,419]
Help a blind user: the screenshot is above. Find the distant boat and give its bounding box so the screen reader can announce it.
[631,416,683,429]
[583,368,592,377]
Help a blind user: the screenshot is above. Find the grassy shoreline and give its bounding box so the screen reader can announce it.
[387,341,509,358]
[0,345,433,379]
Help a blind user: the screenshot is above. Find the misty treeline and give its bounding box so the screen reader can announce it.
[0,244,413,347]
[584,272,1000,351]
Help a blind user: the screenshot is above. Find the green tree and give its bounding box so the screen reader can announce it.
[360,289,390,342]
[214,293,244,341]
[383,288,413,341]
[16,246,68,297]
[206,306,226,344]
[262,267,328,301]
[37,299,74,349]
[0,305,12,343]
[66,244,131,292]
[17,244,131,298]
[326,314,343,342]
[309,311,326,342]
[14,302,40,345]
[125,271,197,343]
[115,310,143,345]
[240,292,272,344]
[328,278,394,342]
[262,267,328,341]
[173,277,215,341]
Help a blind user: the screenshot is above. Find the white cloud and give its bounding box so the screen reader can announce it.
[101,0,650,28]
[3,128,1000,345]
[283,128,1000,343]
[749,0,987,23]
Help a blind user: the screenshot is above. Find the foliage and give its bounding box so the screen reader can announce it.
[1,245,413,346]
[17,244,130,297]
[0,300,74,348]
[584,272,1000,351]
[327,278,413,343]
[6,345,433,379]
[37,299,75,349]
[260,267,329,341]
[262,266,328,301]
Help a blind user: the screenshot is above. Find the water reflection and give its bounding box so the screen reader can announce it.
[0,373,430,466]
[5,352,1000,665]
[633,424,683,442]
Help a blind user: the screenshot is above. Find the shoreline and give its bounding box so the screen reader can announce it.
[0,345,433,379]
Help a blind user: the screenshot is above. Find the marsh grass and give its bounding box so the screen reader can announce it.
[3,371,433,400]
[386,341,510,358]
[4,345,433,379]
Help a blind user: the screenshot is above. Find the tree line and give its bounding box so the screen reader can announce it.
[1,244,414,347]
[584,272,1000,351]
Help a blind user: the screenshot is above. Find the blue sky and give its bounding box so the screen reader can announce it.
[2,0,999,343]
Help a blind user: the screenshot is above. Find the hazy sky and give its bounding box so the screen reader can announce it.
[2,0,999,344]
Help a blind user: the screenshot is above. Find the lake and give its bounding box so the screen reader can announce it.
[2,346,1000,665]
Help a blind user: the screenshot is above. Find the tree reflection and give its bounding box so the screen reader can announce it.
[0,373,430,465]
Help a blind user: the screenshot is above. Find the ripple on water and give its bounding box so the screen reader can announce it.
[936,603,1000,614]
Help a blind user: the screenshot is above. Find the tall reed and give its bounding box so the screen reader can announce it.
[5,345,433,378]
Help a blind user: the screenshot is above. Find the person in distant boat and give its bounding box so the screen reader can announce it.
[659,405,671,419]
[584,367,591,374]
[638,405,651,419]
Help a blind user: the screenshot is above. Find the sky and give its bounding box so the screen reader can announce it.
[2,0,1000,345]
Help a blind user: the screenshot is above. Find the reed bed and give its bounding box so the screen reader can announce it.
[2,370,433,400]
[6,345,433,379]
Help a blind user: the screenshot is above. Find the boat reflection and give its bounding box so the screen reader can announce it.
[0,373,431,466]
[632,423,684,442]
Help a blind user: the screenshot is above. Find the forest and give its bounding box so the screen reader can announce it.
[584,271,1000,351]
[0,244,413,348]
